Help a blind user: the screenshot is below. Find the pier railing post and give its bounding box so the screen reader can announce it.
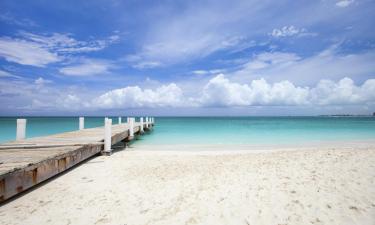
[104,118,112,155]
[146,117,149,129]
[79,117,84,130]
[140,117,144,133]
[149,117,153,129]
[118,117,122,124]
[16,119,27,140]
[129,117,134,138]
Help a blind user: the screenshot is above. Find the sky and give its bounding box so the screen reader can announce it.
[0,0,375,116]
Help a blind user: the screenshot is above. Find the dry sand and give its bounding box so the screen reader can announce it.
[0,144,375,225]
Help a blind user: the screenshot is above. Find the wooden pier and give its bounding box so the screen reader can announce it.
[0,117,154,203]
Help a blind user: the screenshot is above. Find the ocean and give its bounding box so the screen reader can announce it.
[1,117,375,145]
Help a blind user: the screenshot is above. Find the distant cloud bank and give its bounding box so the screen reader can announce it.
[92,74,375,109]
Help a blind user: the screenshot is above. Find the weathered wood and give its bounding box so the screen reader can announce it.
[0,121,150,203]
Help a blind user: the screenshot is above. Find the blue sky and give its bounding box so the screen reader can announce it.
[0,0,375,116]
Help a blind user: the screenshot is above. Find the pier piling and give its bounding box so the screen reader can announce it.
[129,118,134,138]
[140,117,144,133]
[79,117,84,130]
[16,119,26,140]
[104,118,112,155]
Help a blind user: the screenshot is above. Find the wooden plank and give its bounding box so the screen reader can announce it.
[0,121,153,202]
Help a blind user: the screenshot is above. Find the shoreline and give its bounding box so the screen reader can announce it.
[132,139,375,153]
[1,143,374,225]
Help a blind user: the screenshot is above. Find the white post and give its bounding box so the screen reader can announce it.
[104,118,112,153]
[140,117,144,132]
[127,117,130,123]
[129,117,134,137]
[79,117,84,130]
[146,117,149,128]
[118,117,122,124]
[16,119,27,140]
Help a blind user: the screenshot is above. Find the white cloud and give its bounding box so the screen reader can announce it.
[192,69,225,75]
[201,75,375,107]
[271,26,300,37]
[336,0,355,8]
[20,32,119,54]
[0,32,119,67]
[34,77,52,86]
[134,61,162,69]
[0,78,90,112]
[126,0,354,68]
[109,35,120,42]
[59,59,112,76]
[56,94,82,109]
[92,83,186,108]
[1,73,375,112]
[244,52,301,70]
[0,70,21,79]
[200,74,310,106]
[89,74,375,109]
[128,35,251,69]
[270,26,316,38]
[124,0,269,68]
[233,45,375,85]
[310,78,370,105]
[0,37,61,67]
[0,13,37,27]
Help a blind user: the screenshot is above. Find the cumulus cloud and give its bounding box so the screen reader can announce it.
[59,59,112,76]
[92,83,186,108]
[89,74,375,109]
[1,73,375,113]
[336,0,355,8]
[200,74,309,106]
[200,75,375,107]
[310,78,375,105]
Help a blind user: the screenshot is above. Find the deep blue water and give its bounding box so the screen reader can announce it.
[0,117,375,144]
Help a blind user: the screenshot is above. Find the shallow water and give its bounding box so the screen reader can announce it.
[1,117,375,145]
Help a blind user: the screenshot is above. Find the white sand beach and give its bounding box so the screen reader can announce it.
[1,144,375,225]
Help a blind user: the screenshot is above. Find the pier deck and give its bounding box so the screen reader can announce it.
[0,121,152,203]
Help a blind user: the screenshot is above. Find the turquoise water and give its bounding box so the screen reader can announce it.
[0,117,375,145]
